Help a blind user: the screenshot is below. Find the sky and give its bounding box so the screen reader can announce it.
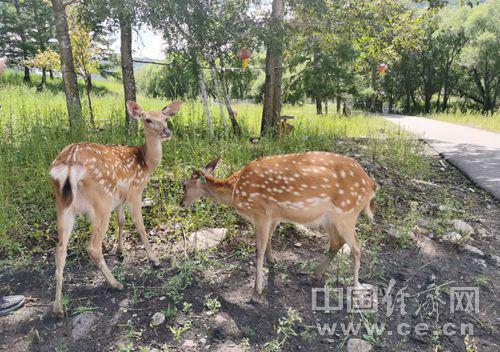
[111,27,166,61]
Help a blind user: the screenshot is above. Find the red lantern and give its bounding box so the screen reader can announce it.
[377,63,388,76]
[237,48,252,69]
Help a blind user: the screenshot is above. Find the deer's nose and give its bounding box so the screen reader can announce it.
[162,129,171,139]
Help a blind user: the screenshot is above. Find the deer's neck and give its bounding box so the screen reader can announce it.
[142,131,163,172]
[203,176,237,207]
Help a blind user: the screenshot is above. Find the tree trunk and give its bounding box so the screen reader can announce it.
[424,94,431,114]
[119,15,137,132]
[260,0,284,137]
[315,97,322,114]
[13,0,30,83]
[336,96,341,113]
[50,0,83,128]
[219,62,241,136]
[23,66,30,82]
[49,69,54,79]
[210,62,227,129]
[442,82,450,112]
[435,88,441,113]
[324,99,328,114]
[370,67,377,112]
[196,57,213,137]
[85,73,95,127]
[37,68,47,90]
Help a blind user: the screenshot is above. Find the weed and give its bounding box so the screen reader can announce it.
[72,306,98,316]
[169,319,192,342]
[204,294,221,315]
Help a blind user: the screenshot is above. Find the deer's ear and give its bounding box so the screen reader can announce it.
[162,101,183,117]
[203,157,221,175]
[126,101,142,119]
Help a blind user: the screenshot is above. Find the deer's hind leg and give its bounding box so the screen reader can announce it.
[335,218,361,287]
[52,206,75,317]
[88,202,123,290]
[314,221,345,281]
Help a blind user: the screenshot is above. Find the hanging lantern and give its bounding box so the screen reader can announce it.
[237,48,252,69]
[377,63,388,76]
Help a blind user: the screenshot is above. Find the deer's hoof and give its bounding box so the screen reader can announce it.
[110,282,124,291]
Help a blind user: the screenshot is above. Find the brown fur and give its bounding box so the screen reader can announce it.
[181,151,378,297]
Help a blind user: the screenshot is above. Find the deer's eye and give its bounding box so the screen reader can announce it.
[145,118,152,123]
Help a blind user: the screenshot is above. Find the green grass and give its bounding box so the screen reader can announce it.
[0,70,433,257]
[427,111,500,133]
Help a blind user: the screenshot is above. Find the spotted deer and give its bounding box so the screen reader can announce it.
[49,100,182,317]
[180,152,377,297]
[0,56,7,75]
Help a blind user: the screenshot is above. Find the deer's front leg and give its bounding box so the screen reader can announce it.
[129,198,160,268]
[88,210,123,290]
[116,204,126,258]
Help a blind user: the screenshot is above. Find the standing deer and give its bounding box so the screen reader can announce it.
[0,56,7,75]
[180,152,377,297]
[49,100,182,317]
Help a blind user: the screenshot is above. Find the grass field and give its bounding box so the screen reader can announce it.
[0,70,411,257]
[2,71,499,352]
[427,111,500,133]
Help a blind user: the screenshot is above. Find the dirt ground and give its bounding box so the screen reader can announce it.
[1,141,499,352]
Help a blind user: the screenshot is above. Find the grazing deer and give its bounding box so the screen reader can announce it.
[180,152,377,297]
[0,56,7,75]
[49,100,182,317]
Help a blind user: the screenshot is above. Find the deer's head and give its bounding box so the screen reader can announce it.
[126,101,182,141]
[180,158,221,208]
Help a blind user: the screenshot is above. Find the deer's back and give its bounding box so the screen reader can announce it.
[232,152,376,221]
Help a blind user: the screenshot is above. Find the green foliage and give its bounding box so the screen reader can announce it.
[136,54,199,99]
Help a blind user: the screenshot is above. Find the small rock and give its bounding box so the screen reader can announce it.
[441,232,462,243]
[430,274,436,281]
[418,219,430,228]
[213,341,243,352]
[71,312,97,340]
[462,244,485,257]
[472,258,486,268]
[118,299,130,308]
[151,312,165,326]
[477,228,491,238]
[142,198,154,207]
[181,339,195,349]
[200,337,207,345]
[294,242,302,248]
[451,220,474,235]
[340,243,351,255]
[346,338,372,352]
[188,228,228,250]
[490,255,500,267]
[159,296,167,301]
[211,312,241,339]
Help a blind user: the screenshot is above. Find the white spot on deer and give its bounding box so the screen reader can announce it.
[340,170,346,178]
[338,189,345,195]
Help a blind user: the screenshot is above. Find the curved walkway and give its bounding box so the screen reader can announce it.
[383,114,500,200]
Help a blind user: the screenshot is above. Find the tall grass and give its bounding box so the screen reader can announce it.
[427,111,500,133]
[0,71,427,257]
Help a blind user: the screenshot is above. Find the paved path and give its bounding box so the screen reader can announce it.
[383,114,500,200]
